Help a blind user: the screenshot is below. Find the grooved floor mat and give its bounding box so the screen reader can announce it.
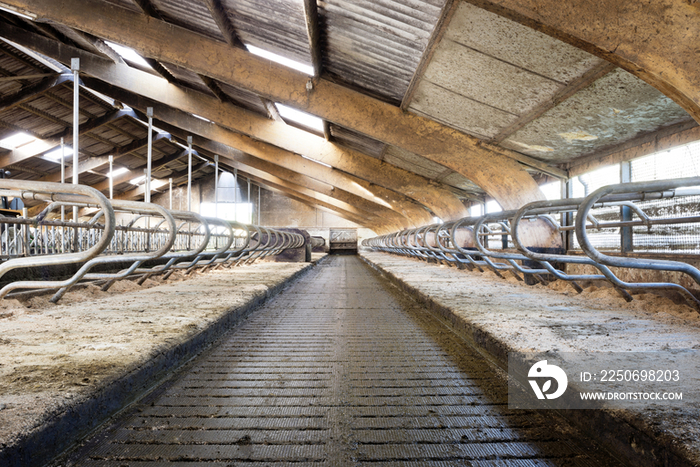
[58,255,621,466]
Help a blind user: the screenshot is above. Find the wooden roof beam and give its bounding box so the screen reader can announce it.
[302,0,322,79]
[198,2,282,123]
[202,0,243,49]
[98,80,434,226]
[177,136,412,229]
[131,0,163,20]
[0,108,132,167]
[0,22,450,224]
[0,0,562,209]
[48,24,124,64]
[234,174,386,232]
[245,181,384,233]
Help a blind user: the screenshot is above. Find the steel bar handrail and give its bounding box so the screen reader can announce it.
[143,210,211,280]
[0,181,115,290]
[206,221,251,271]
[49,200,177,302]
[184,216,235,274]
[364,177,700,310]
[0,182,307,301]
[575,178,700,304]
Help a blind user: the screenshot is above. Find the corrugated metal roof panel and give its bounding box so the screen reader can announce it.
[114,115,148,139]
[320,0,446,104]
[0,41,55,101]
[216,81,269,116]
[383,144,446,179]
[103,0,142,13]
[149,0,227,42]
[330,124,385,159]
[222,0,312,67]
[48,89,110,121]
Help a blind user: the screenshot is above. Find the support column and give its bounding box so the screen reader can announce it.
[214,154,219,218]
[169,178,173,209]
[187,136,192,212]
[71,58,79,223]
[145,107,153,203]
[233,167,237,222]
[620,161,633,253]
[561,179,574,252]
[108,155,113,200]
[60,137,65,222]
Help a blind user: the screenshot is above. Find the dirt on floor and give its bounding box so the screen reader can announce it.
[496,265,700,323]
[0,260,315,452]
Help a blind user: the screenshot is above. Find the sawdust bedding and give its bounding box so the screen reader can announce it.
[0,262,309,452]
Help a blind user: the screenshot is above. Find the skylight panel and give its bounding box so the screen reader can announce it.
[1,132,35,149]
[246,45,314,76]
[105,41,153,69]
[0,5,35,20]
[277,104,324,133]
[192,114,211,123]
[130,175,146,185]
[43,145,72,161]
[108,167,129,179]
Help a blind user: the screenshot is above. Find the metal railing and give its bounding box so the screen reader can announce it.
[0,180,305,302]
[363,177,700,310]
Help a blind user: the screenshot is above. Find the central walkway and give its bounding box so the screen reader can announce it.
[60,255,621,466]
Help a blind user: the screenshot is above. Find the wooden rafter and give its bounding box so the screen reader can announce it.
[80,71,460,221]
[0,1,561,210]
[124,88,430,225]
[0,27,459,221]
[132,0,162,20]
[201,0,243,49]
[0,73,70,112]
[173,132,408,228]
[301,0,322,79]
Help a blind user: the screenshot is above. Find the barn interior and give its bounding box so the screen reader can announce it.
[0,0,699,466]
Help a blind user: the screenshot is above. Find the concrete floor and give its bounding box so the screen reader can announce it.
[56,255,621,466]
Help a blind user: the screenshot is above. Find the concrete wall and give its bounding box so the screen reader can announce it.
[258,189,372,231]
[145,174,377,238]
[150,180,203,212]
